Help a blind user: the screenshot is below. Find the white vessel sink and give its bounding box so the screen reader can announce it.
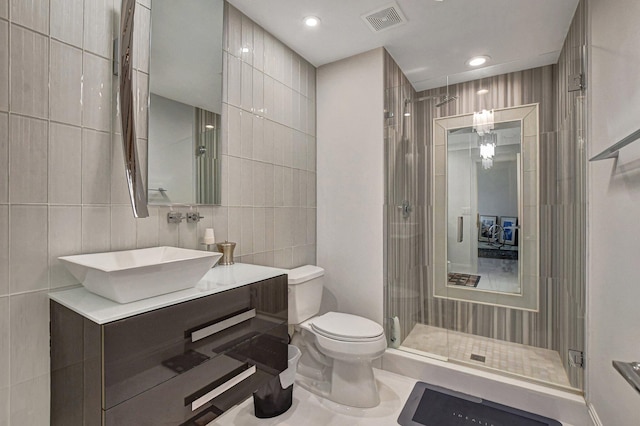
[59,247,223,303]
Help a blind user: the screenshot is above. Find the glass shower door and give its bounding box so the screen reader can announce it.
[382,53,435,359]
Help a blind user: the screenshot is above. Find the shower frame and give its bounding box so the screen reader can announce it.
[383,0,588,389]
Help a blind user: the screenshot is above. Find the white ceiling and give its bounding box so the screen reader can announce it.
[228,0,580,91]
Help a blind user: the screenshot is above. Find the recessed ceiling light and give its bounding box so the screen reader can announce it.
[241,47,250,53]
[467,56,490,67]
[477,89,489,95]
[205,124,215,129]
[304,16,320,27]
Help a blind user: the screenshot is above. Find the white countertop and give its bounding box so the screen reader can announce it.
[49,263,288,324]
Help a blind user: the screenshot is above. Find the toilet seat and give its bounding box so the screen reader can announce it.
[310,312,384,342]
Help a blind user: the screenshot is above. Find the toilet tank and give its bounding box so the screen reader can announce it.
[288,265,325,324]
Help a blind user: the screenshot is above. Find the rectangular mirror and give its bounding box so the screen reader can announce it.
[433,104,539,311]
[147,0,224,205]
[447,121,521,294]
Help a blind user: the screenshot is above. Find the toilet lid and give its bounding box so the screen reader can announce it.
[310,312,384,341]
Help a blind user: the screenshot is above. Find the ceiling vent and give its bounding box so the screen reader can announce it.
[362,2,407,33]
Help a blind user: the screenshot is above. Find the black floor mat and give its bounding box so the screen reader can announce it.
[398,382,562,426]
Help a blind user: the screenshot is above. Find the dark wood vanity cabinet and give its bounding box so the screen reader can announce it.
[51,275,288,426]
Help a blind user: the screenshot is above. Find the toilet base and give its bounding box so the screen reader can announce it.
[296,358,381,408]
[330,359,381,408]
[294,332,382,408]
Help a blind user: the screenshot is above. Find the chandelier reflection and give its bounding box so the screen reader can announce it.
[478,132,497,169]
[473,109,497,169]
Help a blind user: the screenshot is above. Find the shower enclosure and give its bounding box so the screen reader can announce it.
[383,0,587,393]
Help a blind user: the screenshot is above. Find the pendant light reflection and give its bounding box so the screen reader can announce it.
[479,133,497,169]
[473,109,496,169]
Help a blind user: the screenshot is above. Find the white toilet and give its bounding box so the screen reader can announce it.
[287,265,387,408]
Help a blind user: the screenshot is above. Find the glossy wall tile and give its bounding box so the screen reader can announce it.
[9,291,49,386]
[10,0,49,35]
[83,0,112,58]
[50,0,83,48]
[48,123,82,204]
[49,41,82,126]
[0,206,7,296]
[10,25,48,118]
[48,206,82,289]
[9,116,48,203]
[218,3,317,268]
[0,113,7,203]
[9,206,48,294]
[0,296,8,385]
[0,21,7,112]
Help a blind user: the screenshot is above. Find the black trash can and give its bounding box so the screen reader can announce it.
[253,345,301,418]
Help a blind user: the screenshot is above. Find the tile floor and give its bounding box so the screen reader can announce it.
[213,368,576,425]
[475,257,520,293]
[214,369,416,425]
[401,324,572,389]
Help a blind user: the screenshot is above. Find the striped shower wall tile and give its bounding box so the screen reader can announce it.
[383,50,424,347]
[383,0,587,390]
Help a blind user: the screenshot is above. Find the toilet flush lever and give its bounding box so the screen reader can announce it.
[397,200,412,218]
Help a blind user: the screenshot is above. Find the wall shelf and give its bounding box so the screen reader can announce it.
[590,128,640,161]
[612,361,640,395]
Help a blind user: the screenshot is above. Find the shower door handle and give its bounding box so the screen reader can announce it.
[457,216,463,242]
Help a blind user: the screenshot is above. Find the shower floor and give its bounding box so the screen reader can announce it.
[401,323,572,389]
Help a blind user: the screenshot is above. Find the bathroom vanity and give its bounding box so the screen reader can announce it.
[49,264,288,425]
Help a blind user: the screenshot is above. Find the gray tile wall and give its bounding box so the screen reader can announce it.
[220,4,316,268]
[0,1,316,423]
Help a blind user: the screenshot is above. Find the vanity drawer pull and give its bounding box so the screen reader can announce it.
[190,308,256,343]
[187,363,257,411]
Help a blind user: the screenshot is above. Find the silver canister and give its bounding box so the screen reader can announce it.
[216,241,236,265]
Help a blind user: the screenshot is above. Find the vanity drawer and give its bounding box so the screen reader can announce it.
[103,275,287,409]
[104,328,287,426]
[104,354,272,426]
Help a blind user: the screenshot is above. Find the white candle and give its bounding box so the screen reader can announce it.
[203,228,215,245]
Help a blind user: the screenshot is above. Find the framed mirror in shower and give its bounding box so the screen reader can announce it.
[147,0,224,205]
[432,104,540,311]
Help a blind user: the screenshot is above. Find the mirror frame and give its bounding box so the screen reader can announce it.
[119,0,149,217]
[432,104,540,311]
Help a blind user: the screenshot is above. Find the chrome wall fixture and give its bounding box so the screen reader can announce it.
[589,127,640,161]
[613,361,640,395]
[166,211,204,224]
[120,0,149,218]
[167,212,184,224]
[186,212,204,223]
